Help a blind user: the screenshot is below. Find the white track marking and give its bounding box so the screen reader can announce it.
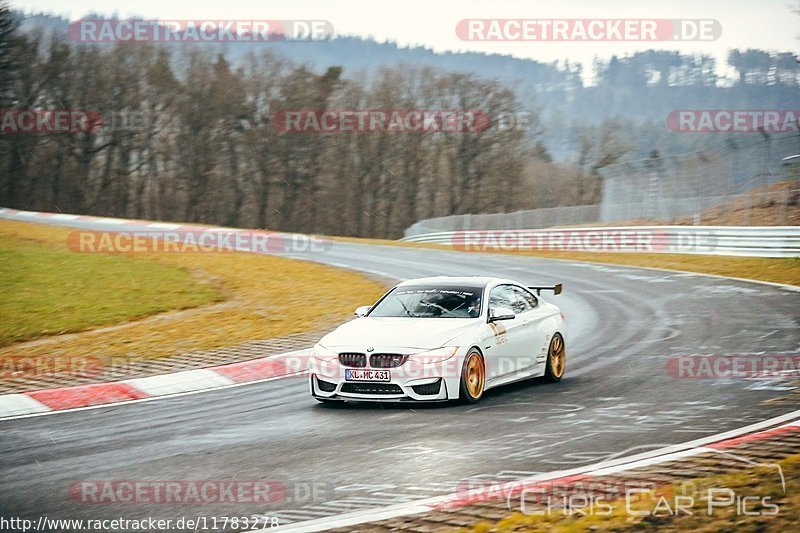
[0,371,308,422]
[125,369,235,396]
[0,348,313,422]
[265,409,800,532]
[147,222,182,229]
[587,446,713,476]
[50,214,80,220]
[0,394,51,417]
[543,256,800,292]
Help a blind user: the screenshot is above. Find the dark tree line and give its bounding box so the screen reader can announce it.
[3,7,797,235]
[0,9,557,237]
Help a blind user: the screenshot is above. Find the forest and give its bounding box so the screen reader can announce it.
[1,5,798,237]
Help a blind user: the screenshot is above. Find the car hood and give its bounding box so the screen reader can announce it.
[320,317,478,350]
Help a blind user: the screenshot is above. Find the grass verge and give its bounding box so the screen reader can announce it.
[0,228,219,347]
[0,220,386,362]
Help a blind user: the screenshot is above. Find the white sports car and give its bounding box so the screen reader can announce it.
[308,276,566,403]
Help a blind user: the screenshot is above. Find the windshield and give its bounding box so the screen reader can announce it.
[368,285,483,318]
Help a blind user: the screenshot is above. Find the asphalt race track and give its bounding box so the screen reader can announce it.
[1,214,798,529]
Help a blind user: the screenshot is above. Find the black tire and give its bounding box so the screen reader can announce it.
[459,349,485,403]
[544,333,566,382]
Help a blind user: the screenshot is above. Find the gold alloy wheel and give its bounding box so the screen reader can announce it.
[549,334,565,378]
[465,352,485,399]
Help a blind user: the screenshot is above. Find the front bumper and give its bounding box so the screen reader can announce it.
[308,356,463,401]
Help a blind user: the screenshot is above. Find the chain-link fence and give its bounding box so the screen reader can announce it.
[405,205,602,236]
[598,133,799,222]
[404,133,800,238]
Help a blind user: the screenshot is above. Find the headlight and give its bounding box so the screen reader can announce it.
[311,344,338,362]
[407,346,459,364]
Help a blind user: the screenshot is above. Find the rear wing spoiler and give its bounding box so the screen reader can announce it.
[528,283,563,296]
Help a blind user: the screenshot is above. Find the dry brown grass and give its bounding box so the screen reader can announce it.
[0,220,386,362]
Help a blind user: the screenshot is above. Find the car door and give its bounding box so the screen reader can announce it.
[486,284,529,381]
[509,286,550,375]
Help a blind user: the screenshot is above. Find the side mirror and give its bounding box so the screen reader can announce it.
[489,307,515,322]
[354,306,371,317]
[553,283,562,295]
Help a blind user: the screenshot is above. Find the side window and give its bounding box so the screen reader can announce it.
[489,285,518,314]
[509,286,534,313]
[514,287,539,310]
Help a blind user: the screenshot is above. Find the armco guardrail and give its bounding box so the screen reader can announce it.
[399,226,800,258]
[403,187,800,238]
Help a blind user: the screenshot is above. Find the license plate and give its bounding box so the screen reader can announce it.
[345,369,391,381]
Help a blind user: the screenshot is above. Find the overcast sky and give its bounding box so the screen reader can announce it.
[14,0,800,80]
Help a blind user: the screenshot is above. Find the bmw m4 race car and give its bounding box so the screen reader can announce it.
[308,276,566,403]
